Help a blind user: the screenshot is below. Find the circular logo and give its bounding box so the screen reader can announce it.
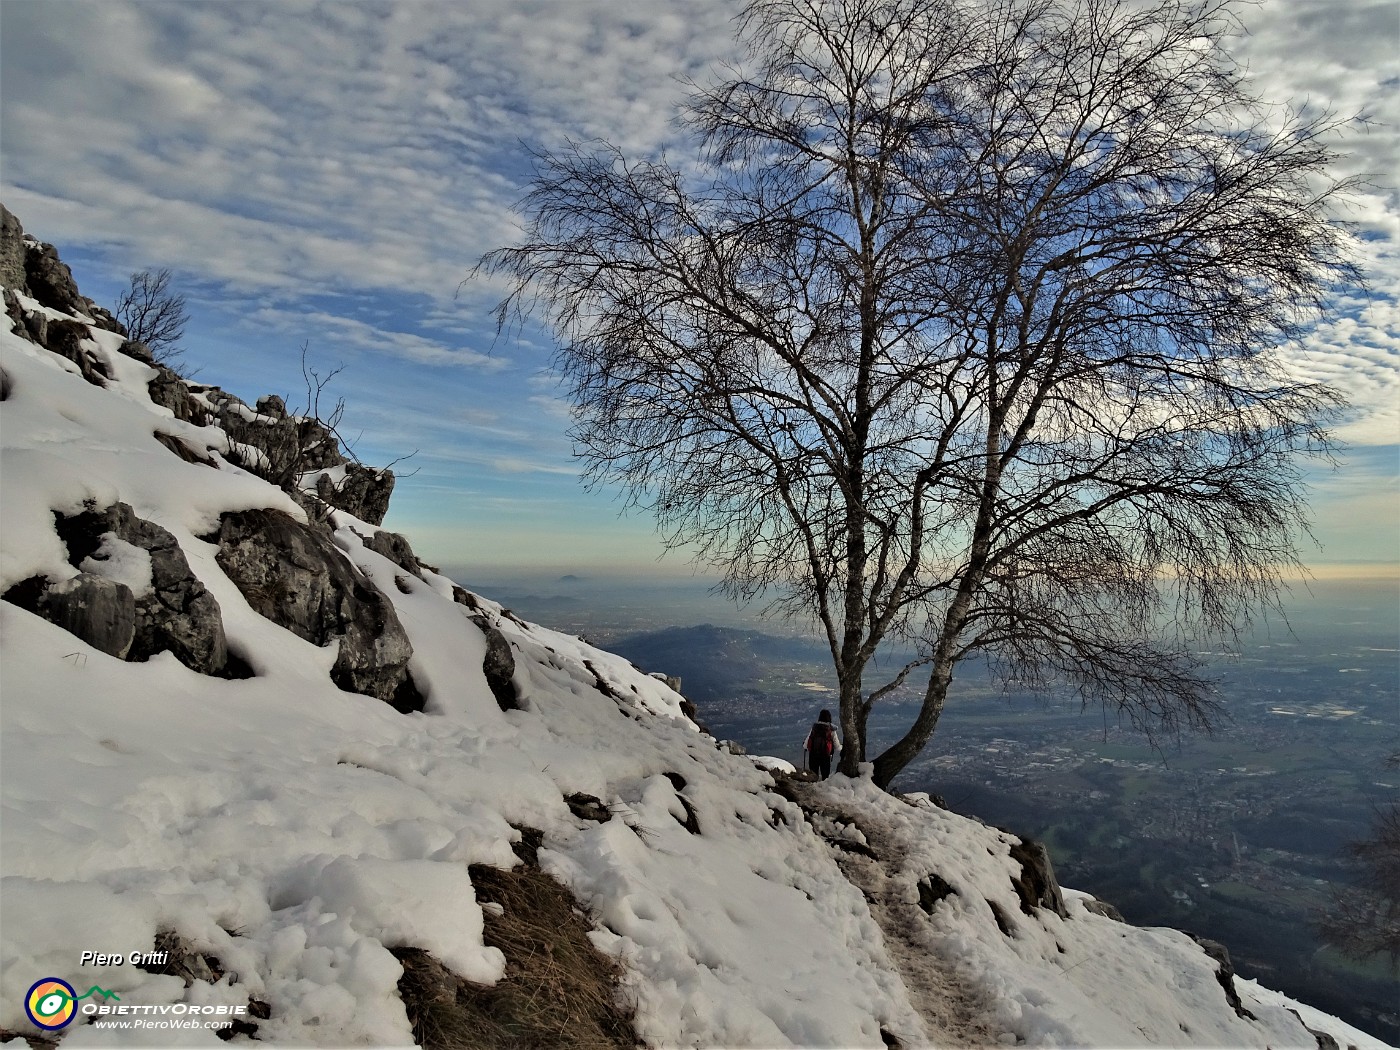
[25,977,78,1030]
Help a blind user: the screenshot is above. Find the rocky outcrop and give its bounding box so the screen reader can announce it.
[0,205,26,291]
[35,574,138,659]
[24,238,86,317]
[1191,935,1255,1021]
[51,502,232,675]
[55,503,231,675]
[213,391,346,484]
[2,502,235,676]
[146,364,206,423]
[0,206,393,524]
[364,528,421,577]
[1082,898,1125,922]
[0,205,420,706]
[1008,836,1068,918]
[478,620,520,711]
[0,203,124,335]
[45,318,112,386]
[212,508,421,709]
[316,464,394,526]
[145,368,398,527]
[1,204,415,703]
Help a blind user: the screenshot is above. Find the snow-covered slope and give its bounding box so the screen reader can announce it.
[0,224,1388,1049]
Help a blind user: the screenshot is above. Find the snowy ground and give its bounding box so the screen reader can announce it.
[1,283,1391,1048]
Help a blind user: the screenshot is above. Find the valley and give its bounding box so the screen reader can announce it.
[468,571,1400,1043]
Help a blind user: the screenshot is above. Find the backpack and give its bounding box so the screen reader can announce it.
[810,722,834,757]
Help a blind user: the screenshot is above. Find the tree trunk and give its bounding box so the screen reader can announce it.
[872,657,953,789]
[837,667,864,776]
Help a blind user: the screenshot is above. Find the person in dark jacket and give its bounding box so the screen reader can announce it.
[803,709,841,780]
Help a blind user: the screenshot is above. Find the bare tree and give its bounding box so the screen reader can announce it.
[115,268,188,364]
[484,0,1358,788]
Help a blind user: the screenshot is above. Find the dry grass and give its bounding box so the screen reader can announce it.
[394,856,636,1050]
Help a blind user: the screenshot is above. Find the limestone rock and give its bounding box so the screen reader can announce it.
[17,231,124,334]
[1082,898,1125,922]
[119,339,155,365]
[213,391,347,485]
[316,465,394,526]
[213,508,419,707]
[4,288,40,344]
[1008,836,1068,918]
[255,394,287,419]
[56,502,229,675]
[147,364,204,424]
[1191,935,1255,1021]
[475,618,520,711]
[1,204,123,338]
[22,235,88,318]
[364,529,420,578]
[37,573,137,659]
[0,204,26,292]
[45,318,110,386]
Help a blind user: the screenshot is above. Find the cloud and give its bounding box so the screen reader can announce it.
[1,0,1393,569]
[1,1,739,302]
[1216,0,1400,448]
[244,307,502,370]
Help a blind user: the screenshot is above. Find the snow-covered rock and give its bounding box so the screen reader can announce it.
[0,214,1388,1049]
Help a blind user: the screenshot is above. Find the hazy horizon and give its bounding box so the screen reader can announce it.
[439,565,1400,650]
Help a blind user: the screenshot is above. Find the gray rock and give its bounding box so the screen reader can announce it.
[213,508,419,707]
[147,365,204,424]
[1008,836,1068,918]
[2,205,123,339]
[1191,935,1255,1021]
[365,529,421,578]
[45,318,109,386]
[214,392,348,486]
[283,415,347,473]
[4,288,39,344]
[119,339,155,365]
[1082,899,1125,922]
[255,394,287,419]
[474,617,520,711]
[38,573,136,659]
[24,238,85,316]
[57,502,229,675]
[565,792,611,823]
[316,464,394,526]
[0,204,26,292]
[85,302,125,335]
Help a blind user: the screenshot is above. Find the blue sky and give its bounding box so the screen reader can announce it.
[2,0,1396,577]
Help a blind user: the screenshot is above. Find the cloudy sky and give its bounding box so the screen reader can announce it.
[2,0,1396,578]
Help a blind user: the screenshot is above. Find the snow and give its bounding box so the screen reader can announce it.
[2,288,1390,1049]
[80,535,155,597]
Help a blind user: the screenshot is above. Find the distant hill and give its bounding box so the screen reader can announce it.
[610,624,832,702]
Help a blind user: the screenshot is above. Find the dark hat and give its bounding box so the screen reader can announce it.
[818,709,832,722]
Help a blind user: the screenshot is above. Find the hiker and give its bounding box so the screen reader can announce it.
[803,709,840,780]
